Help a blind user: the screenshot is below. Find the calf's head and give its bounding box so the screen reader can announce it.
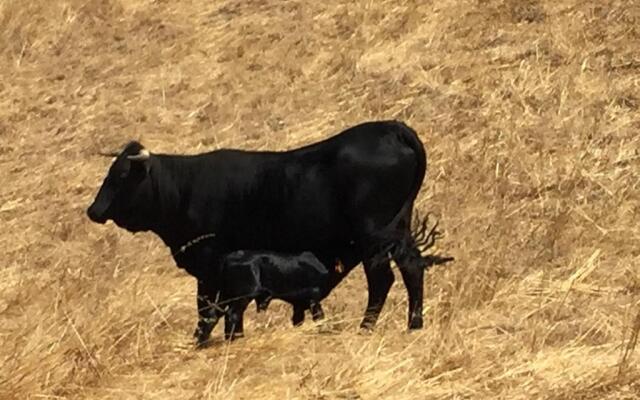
[87,141,155,232]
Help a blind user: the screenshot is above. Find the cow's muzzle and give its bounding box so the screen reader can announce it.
[87,204,108,224]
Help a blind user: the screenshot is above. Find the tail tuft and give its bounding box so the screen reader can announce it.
[368,211,454,269]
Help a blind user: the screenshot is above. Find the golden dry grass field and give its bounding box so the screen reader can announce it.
[1,0,640,398]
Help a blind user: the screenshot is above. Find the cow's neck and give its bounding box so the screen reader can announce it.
[146,156,200,251]
[153,220,198,252]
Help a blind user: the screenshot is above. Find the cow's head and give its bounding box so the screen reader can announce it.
[87,141,155,232]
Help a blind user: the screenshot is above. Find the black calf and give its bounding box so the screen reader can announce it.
[217,250,332,340]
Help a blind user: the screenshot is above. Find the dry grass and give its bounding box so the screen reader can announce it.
[1,0,639,398]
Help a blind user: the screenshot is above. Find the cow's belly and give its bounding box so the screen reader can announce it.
[228,211,347,254]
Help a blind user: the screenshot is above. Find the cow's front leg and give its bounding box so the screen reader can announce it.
[224,299,250,340]
[360,258,394,330]
[194,279,221,347]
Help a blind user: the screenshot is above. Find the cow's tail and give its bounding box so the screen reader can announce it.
[389,120,427,232]
[367,121,425,253]
[369,211,453,269]
[407,212,455,269]
[366,121,452,269]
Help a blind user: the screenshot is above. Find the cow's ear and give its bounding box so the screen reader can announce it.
[127,148,151,174]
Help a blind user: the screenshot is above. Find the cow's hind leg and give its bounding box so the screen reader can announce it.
[194,279,222,347]
[397,259,424,329]
[224,299,250,341]
[360,259,395,329]
[395,241,426,330]
[384,209,426,330]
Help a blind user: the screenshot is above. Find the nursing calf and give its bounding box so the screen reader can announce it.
[216,250,333,339]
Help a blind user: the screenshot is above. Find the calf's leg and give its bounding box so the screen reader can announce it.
[291,302,307,326]
[310,302,325,321]
[255,292,272,313]
[224,299,250,340]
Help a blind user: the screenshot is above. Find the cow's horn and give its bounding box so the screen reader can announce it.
[98,151,120,157]
[127,149,150,161]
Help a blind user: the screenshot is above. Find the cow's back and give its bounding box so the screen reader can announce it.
[186,120,425,259]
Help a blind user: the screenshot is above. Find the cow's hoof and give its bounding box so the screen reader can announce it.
[193,328,205,338]
[224,332,245,341]
[311,309,325,321]
[194,329,213,348]
[359,319,376,331]
[408,318,424,330]
[194,337,212,349]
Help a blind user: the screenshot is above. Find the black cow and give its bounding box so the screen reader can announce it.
[217,250,333,339]
[87,120,432,345]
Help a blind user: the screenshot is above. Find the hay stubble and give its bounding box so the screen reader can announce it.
[1,0,639,398]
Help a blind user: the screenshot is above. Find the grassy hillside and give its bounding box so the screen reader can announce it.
[1,0,639,398]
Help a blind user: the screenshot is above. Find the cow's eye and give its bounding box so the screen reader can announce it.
[119,172,128,179]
